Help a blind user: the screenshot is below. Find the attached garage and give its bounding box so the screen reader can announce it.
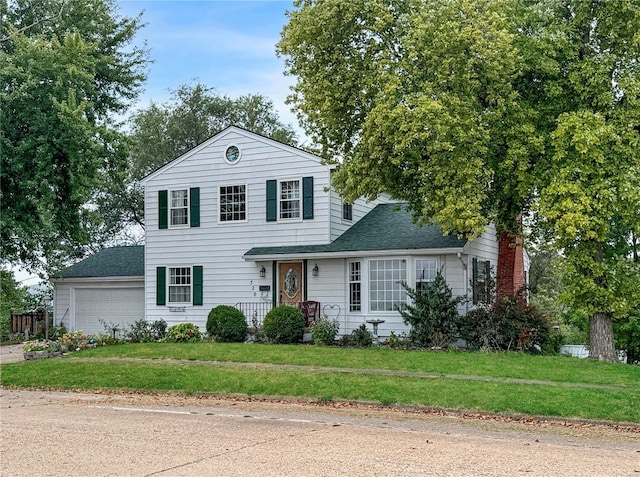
[72,286,144,335]
[52,246,145,336]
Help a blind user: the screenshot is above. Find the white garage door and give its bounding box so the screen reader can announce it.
[74,287,145,336]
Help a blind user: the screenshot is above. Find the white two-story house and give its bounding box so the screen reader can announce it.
[52,126,504,338]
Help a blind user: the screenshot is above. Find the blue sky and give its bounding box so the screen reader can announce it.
[117,0,300,131]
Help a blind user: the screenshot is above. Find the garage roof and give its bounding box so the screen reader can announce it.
[54,246,144,278]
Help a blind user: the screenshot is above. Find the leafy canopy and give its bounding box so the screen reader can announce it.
[0,0,148,272]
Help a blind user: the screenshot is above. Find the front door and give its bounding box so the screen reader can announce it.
[278,262,303,305]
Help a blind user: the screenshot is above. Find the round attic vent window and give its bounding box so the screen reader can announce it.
[224,145,241,165]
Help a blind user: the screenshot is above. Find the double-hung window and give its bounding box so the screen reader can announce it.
[369,259,407,312]
[472,258,491,304]
[170,190,188,226]
[348,261,362,312]
[156,266,202,306]
[415,258,437,294]
[279,180,300,219]
[266,177,313,222]
[220,185,246,222]
[169,267,191,304]
[343,202,353,222]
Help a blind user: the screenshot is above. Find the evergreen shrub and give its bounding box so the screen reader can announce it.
[263,305,305,344]
[207,305,248,342]
[399,271,462,348]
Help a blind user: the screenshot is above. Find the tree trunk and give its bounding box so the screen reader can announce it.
[589,312,617,361]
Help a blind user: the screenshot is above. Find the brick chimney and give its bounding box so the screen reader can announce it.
[496,231,526,300]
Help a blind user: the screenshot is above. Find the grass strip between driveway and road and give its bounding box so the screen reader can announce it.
[1,343,639,424]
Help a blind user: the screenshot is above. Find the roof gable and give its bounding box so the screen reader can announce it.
[142,125,323,183]
[54,246,144,279]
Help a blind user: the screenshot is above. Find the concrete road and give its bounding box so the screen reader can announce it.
[1,389,638,476]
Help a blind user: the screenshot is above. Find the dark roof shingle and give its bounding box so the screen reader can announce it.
[245,203,466,257]
[54,246,144,278]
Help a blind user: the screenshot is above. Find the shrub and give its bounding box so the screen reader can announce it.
[166,323,202,343]
[385,331,412,349]
[207,305,248,342]
[460,296,551,353]
[399,271,462,348]
[59,330,100,351]
[127,319,168,343]
[263,305,305,344]
[310,317,339,345]
[339,324,374,348]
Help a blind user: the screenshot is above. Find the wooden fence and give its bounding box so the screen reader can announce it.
[10,310,45,337]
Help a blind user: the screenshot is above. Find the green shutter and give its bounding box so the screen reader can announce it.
[266,180,277,222]
[156,267,166,306]
[158,190,168,229]
[192,266,203,306]
[303,176,314,220]
[190,187,200,227]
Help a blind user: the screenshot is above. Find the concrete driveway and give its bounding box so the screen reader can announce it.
[1,389,638,476]
[0,344,25,364]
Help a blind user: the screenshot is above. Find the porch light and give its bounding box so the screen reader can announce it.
[260,266,266,278]
[312,263,319,277]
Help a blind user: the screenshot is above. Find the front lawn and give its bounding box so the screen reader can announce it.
[1,343,638,423]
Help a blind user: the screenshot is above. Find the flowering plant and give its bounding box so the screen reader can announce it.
[23,340,61,352]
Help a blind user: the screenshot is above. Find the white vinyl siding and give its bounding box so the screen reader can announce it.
[144,127,332,328]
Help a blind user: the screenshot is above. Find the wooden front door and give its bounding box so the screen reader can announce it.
[278,262,303,305]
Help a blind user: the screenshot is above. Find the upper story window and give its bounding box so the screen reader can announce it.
[170,189,189,226]
[416,258,437,293]
[220,185,246,222]
[369,259,407,312]
[279,180,301,220]
[159,188,199,229]
[343,202,353,222]
[266,177,313,222]
[169,267,191,304]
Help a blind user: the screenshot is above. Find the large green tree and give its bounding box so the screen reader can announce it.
[528,0,640,360]
[1,0,148,271]
[101,83,298,231]
[278,0,537,237]
[278,0,640,360]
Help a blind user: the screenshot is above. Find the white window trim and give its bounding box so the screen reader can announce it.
[218,183,248,224]
[169,188,189,228]
[278,178,302,222]
[347,260,362,313]
[168,265,192,305]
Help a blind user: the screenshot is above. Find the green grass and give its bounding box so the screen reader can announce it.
[76,343,640,387]
[1,343,639,423]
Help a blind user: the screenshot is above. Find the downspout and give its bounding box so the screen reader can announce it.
[457,252,469,314]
